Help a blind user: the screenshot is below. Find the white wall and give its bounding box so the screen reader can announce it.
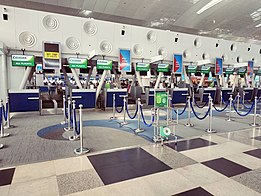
[0,5,261,91]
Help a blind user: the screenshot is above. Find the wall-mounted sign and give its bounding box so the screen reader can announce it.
[119,49,131,72]
[215,58,223,75]
[173,54,183,74]
[11,55,35,67]
[200,66,211,74]
[238,68,246,75]
[36,64,43,73]
[155,91,168,108]
[157,64,170,72]
[187,65,197,73]
[68,58,87,69]
[136,63,150,72]
[225,68,234,74]
[257,69,261,76]
[248,61,254,76]
[97,60,113,70]
[43,41,61,69]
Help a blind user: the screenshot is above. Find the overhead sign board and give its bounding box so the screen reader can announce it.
[11,55,35,67]
[238,68,246,75]
[173,54,183,74]
[215,58,223,75]
[96,60,113,70]
[248,61,254,76]
[157,64,170,72]
[119,49,131,72]
[43,42,61,69]
[225,68,234,74]
[68,58,88,69]
[201,66,211,74]
[187,65,197,73]
[136,63,150,72]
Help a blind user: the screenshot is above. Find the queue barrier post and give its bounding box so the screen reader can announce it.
[4,96,14,129]
[74,104,90,155]
[250,96,260,127]
[120,95,128,126]
[219,91,223,108]
[135,98,144,134]
[153,108,161,143]
[226,95,234,122]
[69,100,80,141]
[206,95,216,133]
[185,96,194,127]
[0,100,10,138]
[237,93,240,111]
[61,95,67,125]
[242,91,245,109]
[64,98,72,131]
[110,94,117,120]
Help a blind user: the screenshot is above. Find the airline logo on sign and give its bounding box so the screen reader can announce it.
[12,55,35,67]
[215,58,223,75]
[248,61,254,76]
[173,54,183,74]
[119,49,131,72]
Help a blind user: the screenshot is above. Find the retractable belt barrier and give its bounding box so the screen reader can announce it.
[0,100,10,138]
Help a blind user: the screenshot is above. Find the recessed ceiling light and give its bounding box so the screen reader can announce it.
[197,0,223,15]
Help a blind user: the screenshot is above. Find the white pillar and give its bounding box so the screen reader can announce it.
[96,70,107,101]
[71,68,83,89]
[154,72,163,89]
[136,71,145,93]
[19,67,33,89]
[199,73,205,87]
[0,54,8,101]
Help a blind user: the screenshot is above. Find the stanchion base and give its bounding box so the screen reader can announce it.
[69,135,80,141]
[185,123,194,127]
[0,144,3,149]
[153,136,162,143]
[63,127,72,132]
[4,125,15,129]
[74,147,90,155]
[110,117,117,120]
[205,129,217,133]
[250,123,260,127]
[60,121,67,125]
[135,129,144,134]
[225,118,234,122]
[120,121,128,126]
[0,133,10,138]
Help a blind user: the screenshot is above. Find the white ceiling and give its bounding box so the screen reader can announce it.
[1,0,261,44]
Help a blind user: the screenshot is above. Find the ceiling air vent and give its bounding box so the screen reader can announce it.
[66,37,80,51]
[84,21,98,36]
[133,44,143,56]
[100,40,112,54]
[194,38,202,48]
[19,31,37,47]
[158,47,168,59]
[147,30,157,43]
[42,15,59,31]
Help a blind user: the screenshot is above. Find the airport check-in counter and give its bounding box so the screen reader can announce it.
[9,89,40,112]
[256,88,261,98]
[202,88,216,102]
[171,88,188,104]
[243,88,254,101]
[105,89,127,107]
[72,89,96,109]
[221,88,233,102]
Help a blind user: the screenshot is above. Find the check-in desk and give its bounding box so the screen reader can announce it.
[9,89,40,112]
[105,89,127,107]
[202,88,216,102]
[72,89,96,109]
[171,88,188,104]
[221,88,233,102]
[243,88,254,101]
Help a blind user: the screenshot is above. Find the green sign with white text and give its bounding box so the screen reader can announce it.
[225,68,234,74]
[97,60,113,70]
[68,58,87,69]
[187,65,197,73]
[136,63,150,72]
[155,91,168,108]
[12,55,35,67]
[200,66,211,74]
[157,64,169,72]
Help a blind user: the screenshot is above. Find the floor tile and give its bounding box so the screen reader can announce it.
[224,153,261,170]
[203,178,260,196]
[57,169,104,195]
[12,161,55,184]
[0,168,15,186]
[244,148,261,159]
[54,156,93,175]
[8,176,59,196]
[166,138,217,152]
[173,187,213,196]
[200,135,231,144]
[88,147,171,185]
[175,163,227,186]
[202,158,251,177]
[232,168,261,193]
[0,185,10,196]
[67,186,109,196]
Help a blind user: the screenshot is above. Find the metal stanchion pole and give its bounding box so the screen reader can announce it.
[237,93,240,111]
[176,109,179,125]
[0,100,10,138]
[250,97,260,127]
[120,95,128,126]
[61,95,67,125]
[185,96,194,127]
[135,98,144,134]
[74,104,90,155]
[110,94,117,120]
[242,91,245,109]
[153,108,161,142]
[69,100,80,141]
[220,91,223,108]
[206,96,216,133]
[226,95,234,122]
[64,98,72,131]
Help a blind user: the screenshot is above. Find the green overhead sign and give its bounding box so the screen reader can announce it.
[136,63,150,72]
[257,69,261,76]
[238,68,246,75]
[187,65,197,73]
[157,64,170,72]
[200,66,211,74]
[97,60,113,70]
[225,68,234,74]
[155,91,168,108]
[68,58,87,69]
[12,55,35,67]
